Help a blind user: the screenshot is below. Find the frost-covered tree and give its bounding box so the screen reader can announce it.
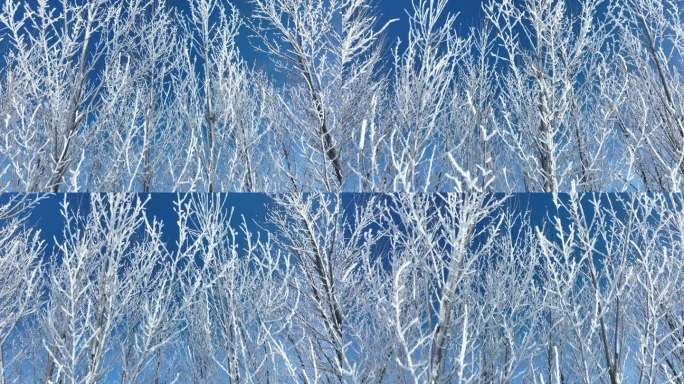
[0,196,43,383]
[611,0,684,191]
[0,0,681,192]
[0,193,684,382]
[250,0,393,191]
[0,0,164,192]
[485,0,620,192]
[265,193,390,381]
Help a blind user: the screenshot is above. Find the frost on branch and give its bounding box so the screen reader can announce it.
[0,0,681,192]
[0,193,681,382]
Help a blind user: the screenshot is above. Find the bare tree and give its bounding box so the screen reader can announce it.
[0,193,684,382]
[485,0,617,192]
[266,193,391,382]
[0,196,43,384]
[611,0,684,191]
[0,0,680,192]
[86,0,180,192]
[252,0,392,191]
[0,0,158,192]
